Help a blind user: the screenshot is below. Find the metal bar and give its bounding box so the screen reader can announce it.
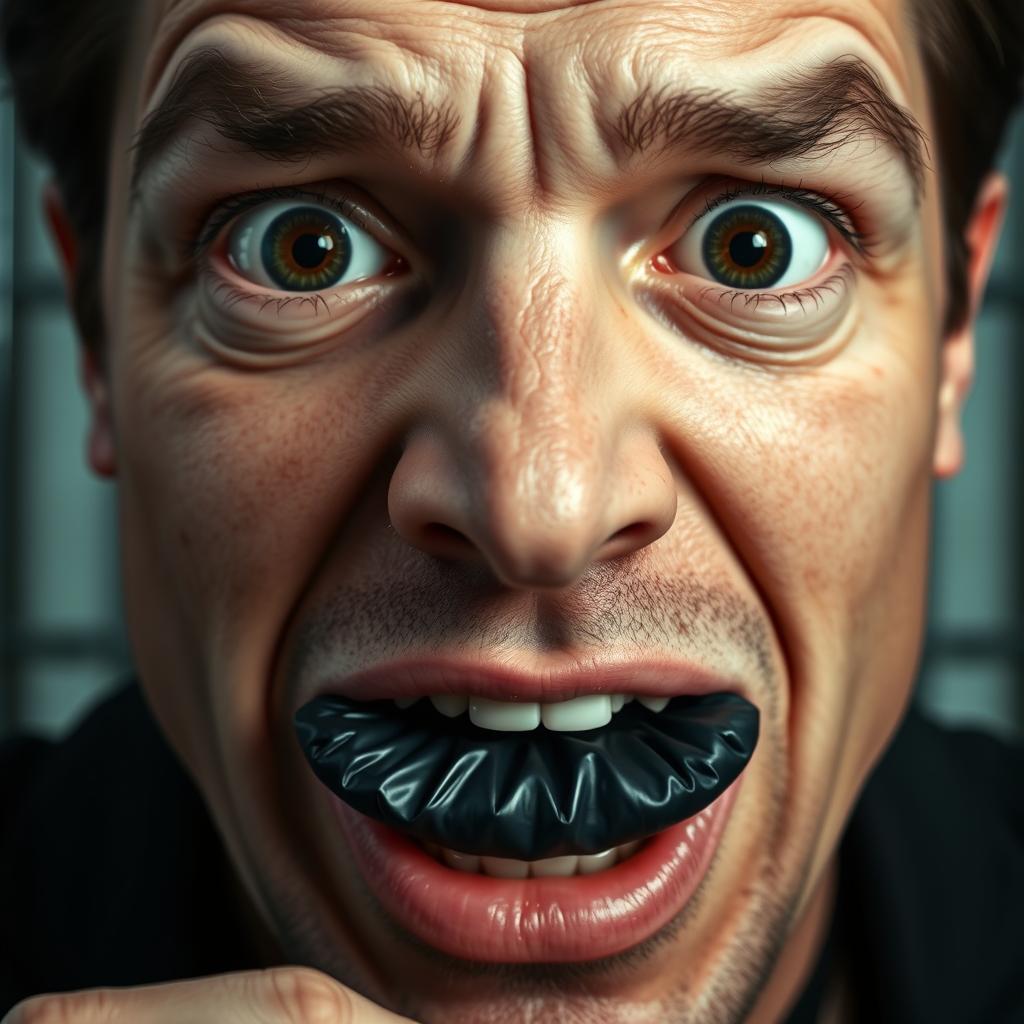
[0,97,20,735]
[6,277,64,308]
[1004,128,1024,733]
[922,629,1024,661]
[3,626,131,662]
[984,281,1024,310]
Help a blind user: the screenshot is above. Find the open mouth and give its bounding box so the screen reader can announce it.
[293,677,759,962]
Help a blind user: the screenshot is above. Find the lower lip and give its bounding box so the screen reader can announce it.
[329,780,741,963]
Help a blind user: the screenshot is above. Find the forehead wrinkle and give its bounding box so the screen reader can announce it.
[142,0,544,139]
[143,0,390,106]
[761,0,914,97]
[136,12,492,149]
[144,0,556,102]
[135,0,930,211]
[582,0,912,101]
[145,0,915,113]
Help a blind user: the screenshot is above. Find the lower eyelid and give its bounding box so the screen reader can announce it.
[694,269,853,315]
[201,248,402,304]
[636,263,857,366]
[196,263,348,325]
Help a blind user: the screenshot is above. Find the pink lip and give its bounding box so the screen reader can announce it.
[308,654,748,705]
[330,779,742,963]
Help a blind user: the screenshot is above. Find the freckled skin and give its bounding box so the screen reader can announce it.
[71,0,1003,1021]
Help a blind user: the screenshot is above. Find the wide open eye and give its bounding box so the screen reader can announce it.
[672,198,830,290]
[225,200,390,293]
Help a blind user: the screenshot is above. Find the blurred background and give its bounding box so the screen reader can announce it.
[1,98,1022,745]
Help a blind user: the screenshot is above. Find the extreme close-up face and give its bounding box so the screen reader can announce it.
[92,0,953,1020]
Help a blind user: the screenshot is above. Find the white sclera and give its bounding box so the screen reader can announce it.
[226,200,390,291]
[673,197,830,290]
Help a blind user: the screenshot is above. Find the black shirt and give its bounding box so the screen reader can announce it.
[1,682,1022,1021]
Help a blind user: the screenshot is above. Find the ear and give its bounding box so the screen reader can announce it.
[932,172,1009,479]
[43,182,117,478]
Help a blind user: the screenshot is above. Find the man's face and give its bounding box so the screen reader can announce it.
[91,0,958,1020]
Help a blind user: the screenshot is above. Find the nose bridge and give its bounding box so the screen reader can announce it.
[495,229,589,410]
[387,220,677,590]
[484,231,602,535]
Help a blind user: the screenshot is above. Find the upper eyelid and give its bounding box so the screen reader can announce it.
[681,181,868,255]
[189,187,378,264]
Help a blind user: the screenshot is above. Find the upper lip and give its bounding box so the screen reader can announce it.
[306,654,751,706]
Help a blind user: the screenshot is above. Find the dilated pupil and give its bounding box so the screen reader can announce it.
[292,232,335,270]
[728,231,769,269]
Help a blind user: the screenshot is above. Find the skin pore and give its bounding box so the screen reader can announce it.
[56,0,1005,1021]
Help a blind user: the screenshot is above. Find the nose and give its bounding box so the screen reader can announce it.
[387,237,678,591]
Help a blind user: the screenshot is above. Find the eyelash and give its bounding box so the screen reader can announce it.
[183,185,374,266]
[694,265,855,315]
[686,177,871,257]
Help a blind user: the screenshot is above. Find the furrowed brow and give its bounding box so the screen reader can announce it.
[607,55,928,200]
[129,47,461,200]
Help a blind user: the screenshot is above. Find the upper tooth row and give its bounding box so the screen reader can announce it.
[393,693,671,732]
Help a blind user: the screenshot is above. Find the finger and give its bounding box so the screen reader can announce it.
[1,967,418,1024]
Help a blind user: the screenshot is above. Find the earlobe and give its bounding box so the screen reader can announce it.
[932,341,970,479]
[932,172,1009,480]
[43,181,117,478]
[82,345,117,478]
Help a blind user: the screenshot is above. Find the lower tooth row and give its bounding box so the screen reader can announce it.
[426,840,643,878]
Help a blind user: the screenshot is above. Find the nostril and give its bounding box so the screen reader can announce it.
[422,522,472,553]
[609,523,651,544]
[601,522,655,559]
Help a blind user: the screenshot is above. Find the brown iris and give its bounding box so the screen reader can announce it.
[702,204,792,289]
[261,206,351,291]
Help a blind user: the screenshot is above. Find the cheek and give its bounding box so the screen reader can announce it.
[655,304,937,739]
[120,370,361,619]
[111,322,402,769]
[682,359,931,613]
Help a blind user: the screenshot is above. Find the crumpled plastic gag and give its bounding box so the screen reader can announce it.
[294,692,759,861]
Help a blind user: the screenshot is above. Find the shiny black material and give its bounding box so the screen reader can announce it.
[294,692,759,860]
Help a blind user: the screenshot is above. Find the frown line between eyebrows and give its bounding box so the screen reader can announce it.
[127,46,464,203]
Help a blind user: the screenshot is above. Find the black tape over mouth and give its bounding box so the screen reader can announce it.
[294,692,759,861]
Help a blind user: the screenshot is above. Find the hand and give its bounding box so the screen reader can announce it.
[1,967,418,1023]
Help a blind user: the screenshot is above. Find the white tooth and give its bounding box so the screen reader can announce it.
[394,696,420,709]
[541,694,612,732]
[610,694,625,713]
[530,855,579,878]
[430,694,469,718]
[577,848,618,874]
[442,848,481,873]
[469,697,540,731]
[481,856,530,879]
[615,840,642,861]
[638,695,670,713]
[623,695,635,705]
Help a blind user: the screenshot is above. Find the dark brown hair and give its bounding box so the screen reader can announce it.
[1,0,1022,354]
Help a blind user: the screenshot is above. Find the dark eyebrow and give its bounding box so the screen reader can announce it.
[607,55,928,200]
[129,47,461,199]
